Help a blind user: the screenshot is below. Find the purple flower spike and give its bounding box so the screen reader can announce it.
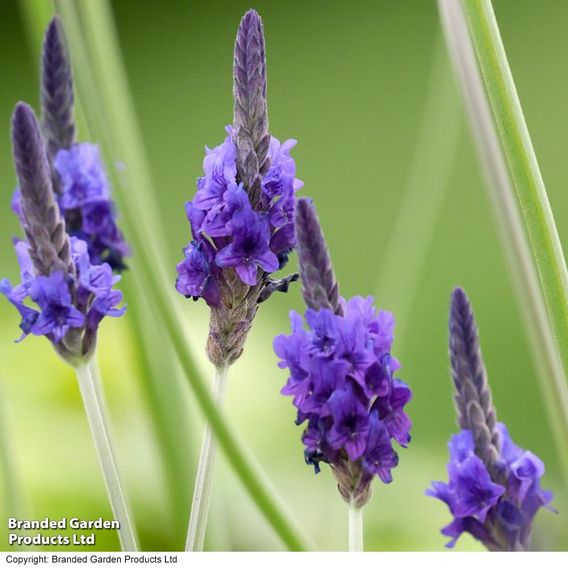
[427,288,554,551]
[32,16,130,271]
[175,10,302,368]
[274,197,411,509]
[3,34,127,364]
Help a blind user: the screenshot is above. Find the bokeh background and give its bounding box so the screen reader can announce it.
[1,0,567,551]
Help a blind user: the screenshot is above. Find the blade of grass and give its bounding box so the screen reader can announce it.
[18,0,195,549]
[444,0,568,475]
[375,34,463,341]
[53,0,310,550]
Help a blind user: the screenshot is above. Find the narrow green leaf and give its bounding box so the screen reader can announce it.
[456,0,568,475]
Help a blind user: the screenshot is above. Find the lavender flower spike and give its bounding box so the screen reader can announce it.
[176,10,302,368]
[41,15,75,163]
[181,11,302,551]
[3,103,125,365]
[426,288,554,551]
[30,16,130,270]
[274,198,412,525]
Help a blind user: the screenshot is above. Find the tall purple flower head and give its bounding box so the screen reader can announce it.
[274,198,412,508]
[1,103,125,365]
[426,288,554,550]
[11,16,130,271]
[176,10,301,367]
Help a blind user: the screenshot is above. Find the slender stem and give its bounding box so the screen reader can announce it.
[462,2,568,387]
[53,0,310,551]
[348,502,363,552]
[74,359,138,551]
[449,0,568,476]
[186,365,229,551]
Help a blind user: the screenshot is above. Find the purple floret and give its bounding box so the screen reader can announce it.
[176,241,221,307]
[215,209,278,285]
[274,295,412,485]
[29,272,85,343]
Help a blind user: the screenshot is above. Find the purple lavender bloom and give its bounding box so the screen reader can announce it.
[275,297,411,494]
[215,208,279,286]
[176,241,221,306]
[178,127,301,292]
[274,197,411,507]
[362,412,399,484]
[327,384,370,461]
[175,10,302,368]
[29,272,85,343]
[427,288,554,551]
[2,103,126,363]
[193,129,238,211]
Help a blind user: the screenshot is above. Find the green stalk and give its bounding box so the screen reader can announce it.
[186,365,229,551]
[52,0,310,550]
[75,359,138,551]
[348,502,363,552]
[459,0,568,474]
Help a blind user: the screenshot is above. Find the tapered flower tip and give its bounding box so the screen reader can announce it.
[44,15,65,50]
[12,102,43,163]
[451,287,468,309]
[294,197,342,314]
[238,9,263,35]
[450,286,475,337]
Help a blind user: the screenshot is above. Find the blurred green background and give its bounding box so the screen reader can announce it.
[1,0,567,552]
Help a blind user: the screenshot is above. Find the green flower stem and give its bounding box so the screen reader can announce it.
[348,502,363,552]
[457,0,568,474]
[52,0,310,550]
[75,359,138,551]
[186,365,229,551]
[463,1,568,379]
